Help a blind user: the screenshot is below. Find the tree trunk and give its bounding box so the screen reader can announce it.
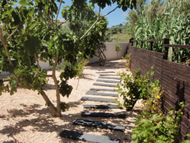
[52,56,61,117]
[40,89,60,117]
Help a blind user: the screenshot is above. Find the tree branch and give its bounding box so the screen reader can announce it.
[79,7,101,40]
[101,6,119,17]
[5,24,20,42]
[56,20,68,29]
[41,17,50,40]
[34,54,41,78]
[11,73,19,83]
[0,27,13,66]
[55,1,62,26]
[43,6,58,35]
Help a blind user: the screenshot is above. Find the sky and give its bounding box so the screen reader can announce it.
[57,0,165,28]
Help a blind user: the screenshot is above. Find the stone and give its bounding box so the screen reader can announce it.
[86,92,118,97]
[59,130,120,143]
[99,73,119,76]
[93,83,117,87]
[81,111,126,118]
[83,104,120,109]
[96,79,120,83]
[81,96,116,103]
[99,76,120,80]
[73,119,125,132]
[96,71,115,73]
[90,88,117,92]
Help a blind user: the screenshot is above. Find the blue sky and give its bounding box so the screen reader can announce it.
[57,0,165,28]
[93,4,130,27]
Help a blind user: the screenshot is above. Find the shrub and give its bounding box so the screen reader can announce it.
[116,67,162,110]
[132,100,185,143]
[115,44,122,59]
[122,53,132,70]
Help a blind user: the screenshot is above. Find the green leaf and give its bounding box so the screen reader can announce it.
[24,35,41,55]
[19,0,28,6]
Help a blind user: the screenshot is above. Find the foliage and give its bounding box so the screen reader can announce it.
[107,24,125,34]
[116,67,162,110]
[0,0,137,117]
[115,44,122,59]
[125,0,146,36]
[129,0,190,64]
[75,59,89,77]
[122,53,131,70]
[106,23,130,42]
[115,45,121,51]
[132,99,185,143]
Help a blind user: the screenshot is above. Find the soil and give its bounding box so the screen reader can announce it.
[0,59,142,143]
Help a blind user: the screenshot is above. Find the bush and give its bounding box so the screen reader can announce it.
[116,67,162,110]
[122,53,131,70]
[132,100,185,143]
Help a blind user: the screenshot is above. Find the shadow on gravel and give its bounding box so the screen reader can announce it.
[0,102,139,143]
[86,60,126,71]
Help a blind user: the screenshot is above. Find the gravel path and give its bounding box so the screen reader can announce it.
[0,59,142,143]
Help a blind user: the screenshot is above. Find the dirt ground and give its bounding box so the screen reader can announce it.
[0,59,142,143]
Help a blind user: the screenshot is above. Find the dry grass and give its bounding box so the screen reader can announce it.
[111,33,131,43]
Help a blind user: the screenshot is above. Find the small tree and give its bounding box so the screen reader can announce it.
[0,0,137,117]
[115,44,122,59]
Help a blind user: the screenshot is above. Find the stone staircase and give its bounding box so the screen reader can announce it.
[59,71,126,143]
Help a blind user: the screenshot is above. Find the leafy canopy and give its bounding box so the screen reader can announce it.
[0,0,137,116]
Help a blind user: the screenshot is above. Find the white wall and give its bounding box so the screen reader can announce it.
[0,42,128,75]
[89,42,129,63]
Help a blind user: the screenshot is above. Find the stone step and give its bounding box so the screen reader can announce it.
[83,104,120,109]
[81,96,116,103]
[90,88,117,92]
[93,83,117,87]
[86,92,118,97]
[99,73,119,76]
[96,79,120,83]
[81,111,126,118]
[73,119,125,132]
[59,130,120,143]
[96,71,115,73]
[99,76,120,80]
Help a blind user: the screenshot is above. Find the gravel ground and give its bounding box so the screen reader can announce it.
[0,59,142,143]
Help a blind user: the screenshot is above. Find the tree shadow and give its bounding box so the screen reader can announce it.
[79,76,94,81]
[5,104,50,118]
[69,101,83,108]
[86,60,126,71]
[0,102,139,143]
[43,83,56,90]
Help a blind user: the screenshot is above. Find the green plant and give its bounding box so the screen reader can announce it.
[130,0,190,64]
[132,100,184,143]
[115,44,122,59]
[116,67,162,110]
[75,59,89,90]
[122,53,132,70]
[0,0,137,117]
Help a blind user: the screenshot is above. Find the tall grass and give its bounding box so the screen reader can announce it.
[132,0,190,64]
